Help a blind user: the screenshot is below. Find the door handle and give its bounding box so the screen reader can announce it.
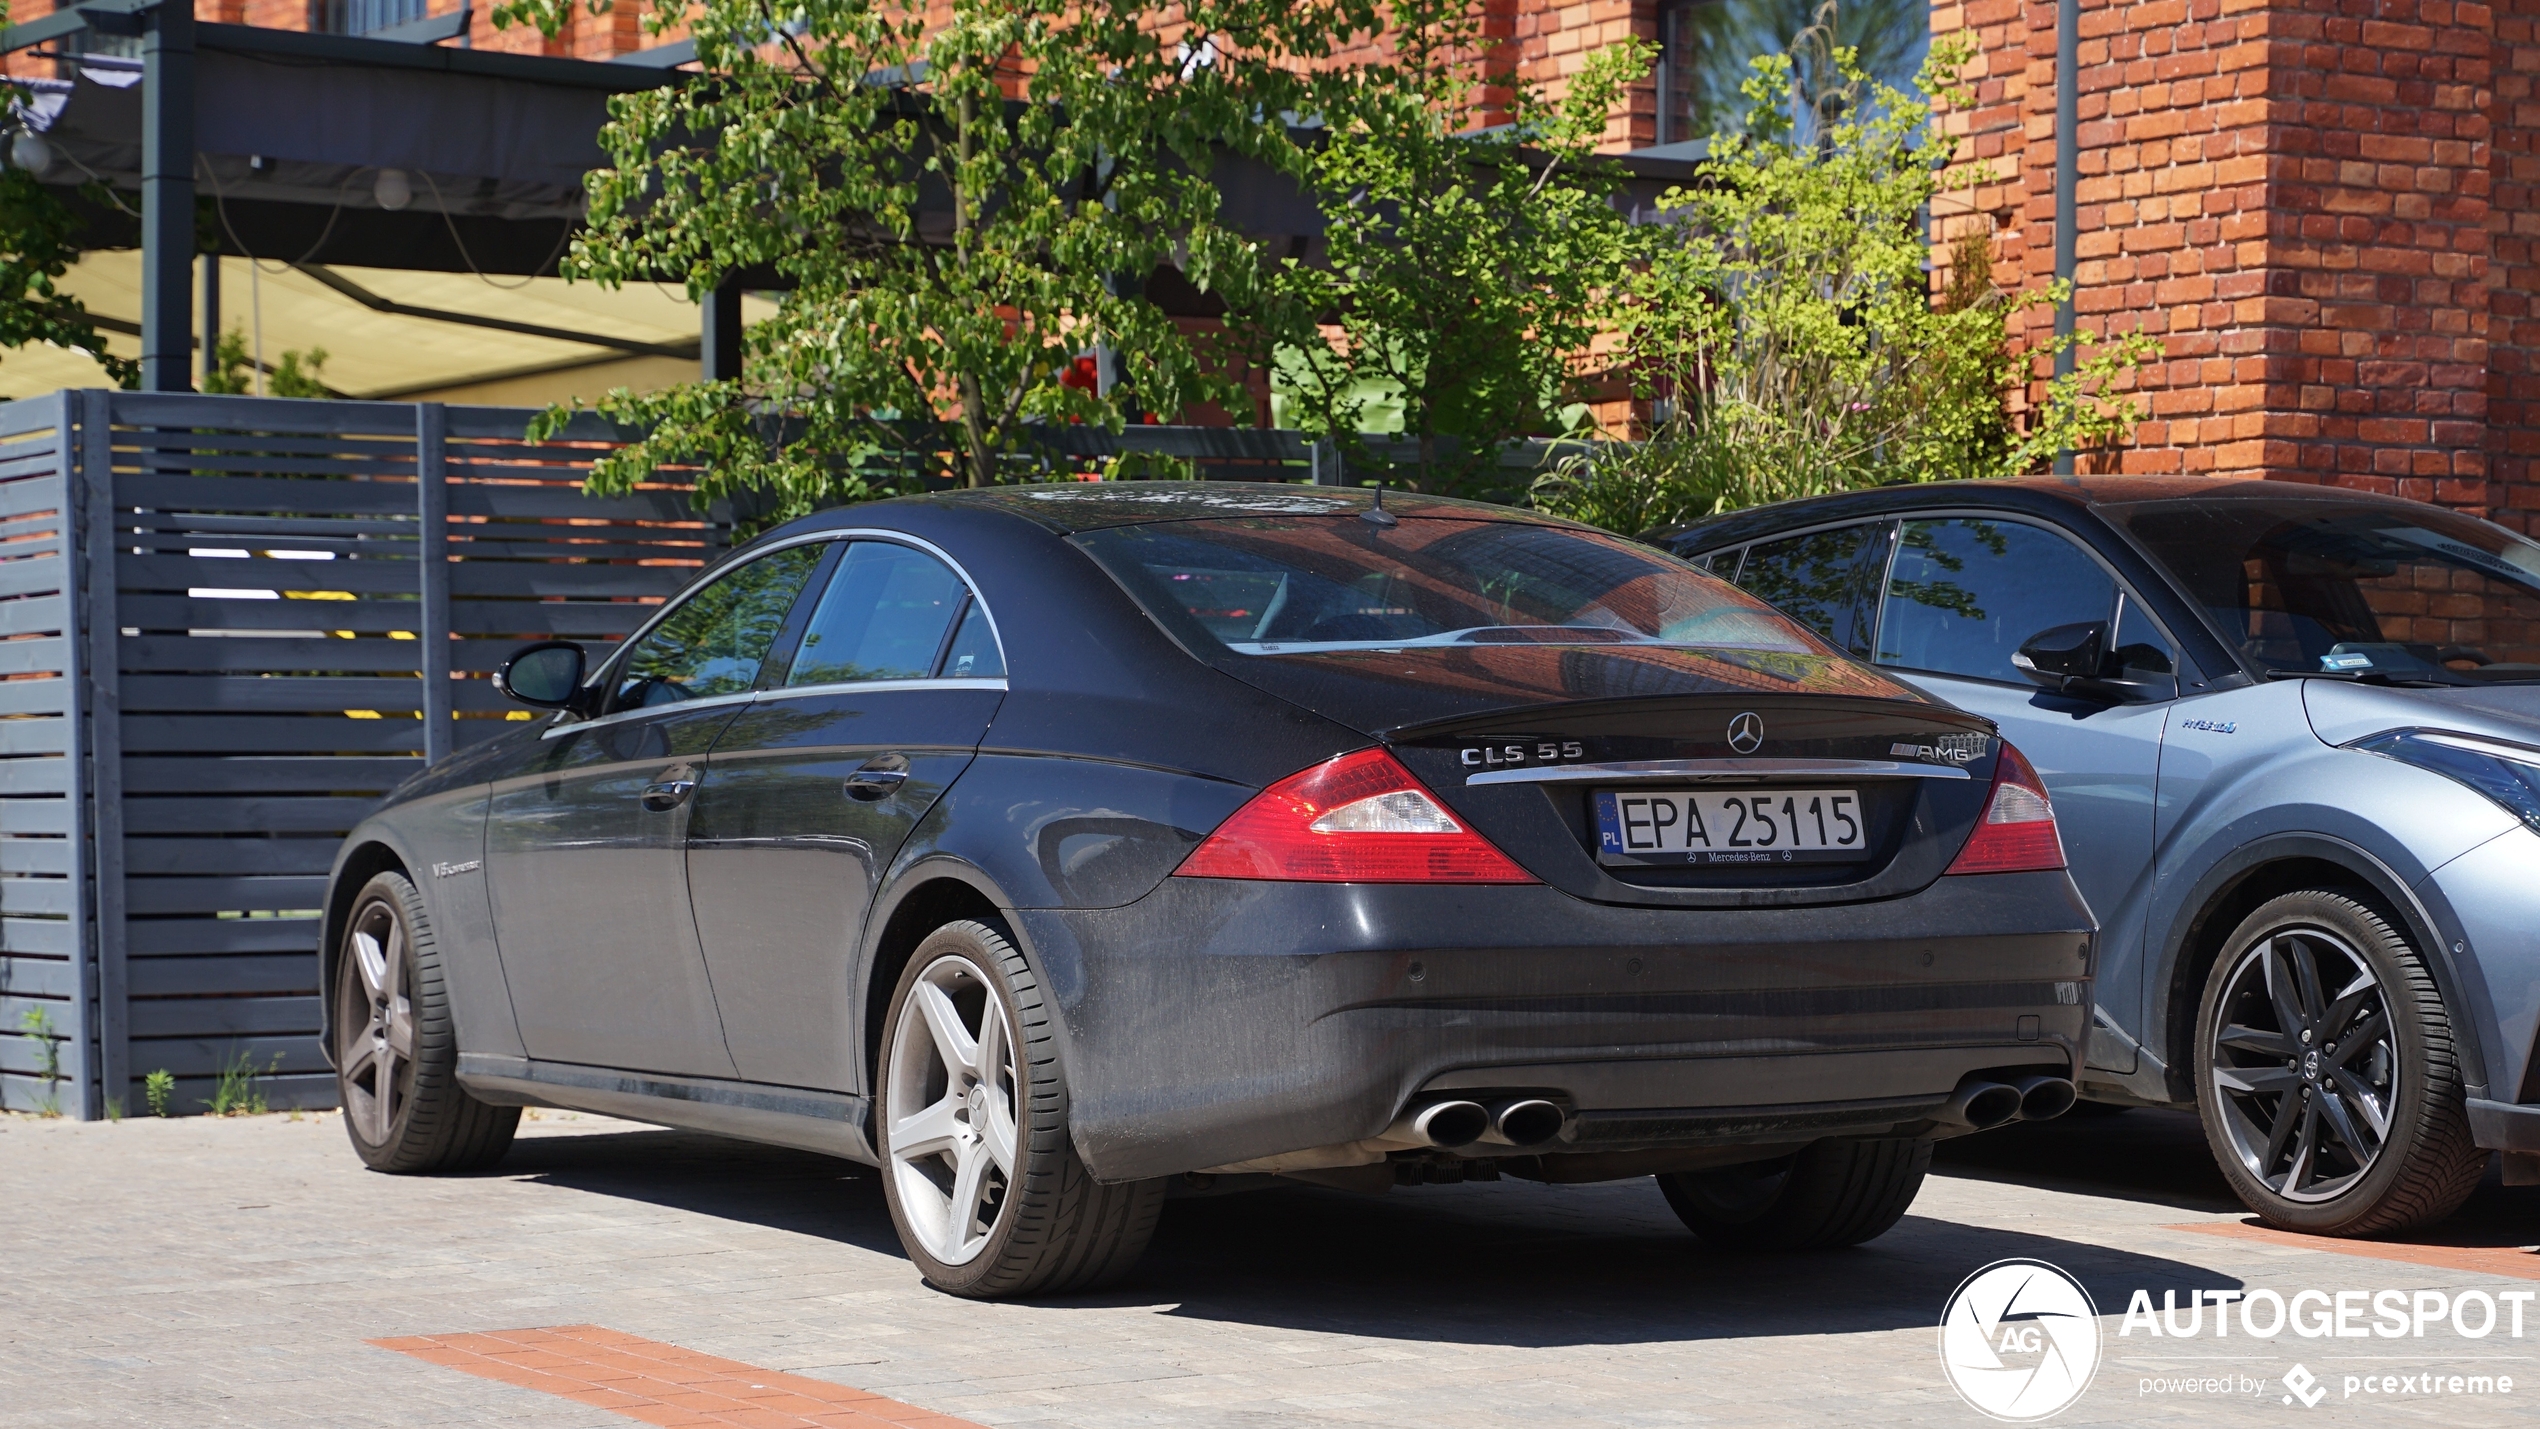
[641,763,698,812]
[844,754,911,802]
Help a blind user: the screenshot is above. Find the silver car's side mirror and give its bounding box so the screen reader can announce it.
[2014,622,2175,704]
[495,641,590,711]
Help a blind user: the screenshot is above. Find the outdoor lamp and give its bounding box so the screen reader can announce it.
[9,131,55,178]
[373,168,413,212]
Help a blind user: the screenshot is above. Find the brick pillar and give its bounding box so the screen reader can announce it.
[2493,0,2540,535]
[1941,0,2501,509]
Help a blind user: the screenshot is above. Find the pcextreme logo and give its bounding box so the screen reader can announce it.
[1939,1259,2103,1422]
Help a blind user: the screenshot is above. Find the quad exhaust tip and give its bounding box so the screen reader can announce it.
[1490,1098,1566,1148]
[1936,1074,2077,1131]
[1407,1099,1490,1149]
[2012,1074,2078,1122]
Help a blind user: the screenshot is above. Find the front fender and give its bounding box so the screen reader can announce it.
[317,787,514,1070]
[2147,825,2497,1105]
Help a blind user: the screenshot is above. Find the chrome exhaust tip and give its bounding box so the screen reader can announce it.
[2012,1075,2077,1122]
[1936,1078,2023,1131]
[1489,1098,1566,1148]
[1402,1099,1490,1149]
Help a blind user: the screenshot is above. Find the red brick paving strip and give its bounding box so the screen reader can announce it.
[2171,1221,2540,1283]
[368,1325,986,1429]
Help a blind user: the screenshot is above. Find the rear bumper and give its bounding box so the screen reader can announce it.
[1021,871,2096,1181]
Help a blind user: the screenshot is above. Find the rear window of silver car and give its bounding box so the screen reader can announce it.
[1076,516,1832,657]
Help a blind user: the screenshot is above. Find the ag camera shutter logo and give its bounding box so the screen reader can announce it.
[1939,1259,2103,1421]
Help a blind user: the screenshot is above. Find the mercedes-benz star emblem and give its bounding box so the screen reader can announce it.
[1727,711,1764,754]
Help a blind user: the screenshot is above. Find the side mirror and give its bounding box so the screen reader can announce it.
[2013,623,2106,684]
[2013,622,2177,704]
[495,641,589,711]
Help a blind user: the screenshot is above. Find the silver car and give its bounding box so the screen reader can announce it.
[1657,476,2540,1236]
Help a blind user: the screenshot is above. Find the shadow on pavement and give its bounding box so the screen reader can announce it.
[486,1121,2238,1346]
[1932,1106,2540,1249]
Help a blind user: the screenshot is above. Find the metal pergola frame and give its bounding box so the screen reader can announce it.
[3,2,680,392]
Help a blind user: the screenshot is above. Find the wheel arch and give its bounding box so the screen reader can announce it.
[858,861,1027,1090]
[2154,834,2490,1103]
[317,836,416,1068]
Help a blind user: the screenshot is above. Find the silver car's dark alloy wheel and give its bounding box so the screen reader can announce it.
[2194,891,2485,1235]
[2208,926,2396,1203]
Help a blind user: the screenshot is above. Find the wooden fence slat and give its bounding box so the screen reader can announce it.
[122,757,422,792]
[126,916,320,956]
[119,715,428,755]
[121,637,433,673]
[121,876,331,915]
[119,675,427,713]
[128,995,322,1039]
[126,954,320,997]
[124,797,382,834]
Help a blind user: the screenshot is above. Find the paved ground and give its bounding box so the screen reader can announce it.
[5,1104,2538,1428]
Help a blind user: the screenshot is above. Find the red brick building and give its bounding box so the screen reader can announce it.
[1938,0,2540,538]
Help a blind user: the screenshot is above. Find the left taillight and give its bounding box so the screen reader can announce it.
[1945,740,2067,876]
[1174,747,1537,884]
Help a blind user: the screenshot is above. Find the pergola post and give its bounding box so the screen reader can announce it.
[703,282,742,382]
[199,252,220,388]
[141,0,196,393]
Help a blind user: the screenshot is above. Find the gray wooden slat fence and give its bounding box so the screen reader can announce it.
[0,390,740,1118]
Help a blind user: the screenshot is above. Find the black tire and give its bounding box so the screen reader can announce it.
[2194,890,2485,1236]
[1658,1137,1932,1250]
[876,919,1164,1299]
[334,871,519,1173]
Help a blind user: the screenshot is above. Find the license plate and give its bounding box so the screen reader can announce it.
[1592,788,1865,866]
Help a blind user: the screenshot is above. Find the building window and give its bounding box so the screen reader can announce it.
[312,0,431,35]
[1654,0,1720,148]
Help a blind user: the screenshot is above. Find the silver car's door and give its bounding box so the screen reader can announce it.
[484,542,825,1077]
[1868,515,2176,1076]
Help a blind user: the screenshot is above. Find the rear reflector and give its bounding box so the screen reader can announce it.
[1945,741,2067,875]
[1175,747,1537,883]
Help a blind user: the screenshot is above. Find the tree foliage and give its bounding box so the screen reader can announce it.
[1239,5,1643,501]
[514,0,1364,514]
[1,8,137,390]
[1534,34,2157,531]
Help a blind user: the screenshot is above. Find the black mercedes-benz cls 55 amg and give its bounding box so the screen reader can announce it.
[320,482,2095,1297]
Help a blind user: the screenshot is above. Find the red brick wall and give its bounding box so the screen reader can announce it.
[1942,0,2531,521]
[2492,0,2540,537]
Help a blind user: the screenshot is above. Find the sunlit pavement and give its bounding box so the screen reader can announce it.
[4,1104,2536,1427]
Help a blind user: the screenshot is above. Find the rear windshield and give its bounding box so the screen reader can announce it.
[1076,516,1832,657]
[2105,496,2540,683]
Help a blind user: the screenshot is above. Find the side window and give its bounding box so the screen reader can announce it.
[784,541,975,686]
[611,544,824,711]
[1733,524,1887,657]
[938,600,1004,679]
[1876,519,2117,684]
[2111,591,2177,679]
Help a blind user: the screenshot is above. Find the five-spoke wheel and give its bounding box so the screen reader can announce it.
[874,920,1164,1298]
[882,953,1020,1266]
[2195,891,2485,1235]
[338,891,417,1147]
[332,871,518,1173]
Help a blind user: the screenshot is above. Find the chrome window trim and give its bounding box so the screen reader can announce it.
[541,687,760,739]
[569,525,1008,712]
[755,677,1010,702]
[1465,757,1973,786]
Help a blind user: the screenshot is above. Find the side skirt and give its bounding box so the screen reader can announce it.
[457,1054,877,1165]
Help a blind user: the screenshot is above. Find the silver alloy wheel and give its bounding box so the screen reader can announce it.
[338,895,416,1145]
[2208,925,2399,1203]
[884,953,1020,1266]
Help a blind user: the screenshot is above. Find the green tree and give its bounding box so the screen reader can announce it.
[1667,0,1928,143]
[1,4,137,389]
[1536,36,2154,531]
[199,326,331,396]
[509,0,1364,513]
[1240,7,1644,501]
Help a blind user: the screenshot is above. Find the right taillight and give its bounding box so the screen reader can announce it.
[1945,741,2066,875]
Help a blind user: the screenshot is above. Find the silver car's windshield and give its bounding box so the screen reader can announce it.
[1077,516,1829,657]
[2105,495,2540,683]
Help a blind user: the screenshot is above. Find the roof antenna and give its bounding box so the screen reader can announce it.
[1361,464,1398,528]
